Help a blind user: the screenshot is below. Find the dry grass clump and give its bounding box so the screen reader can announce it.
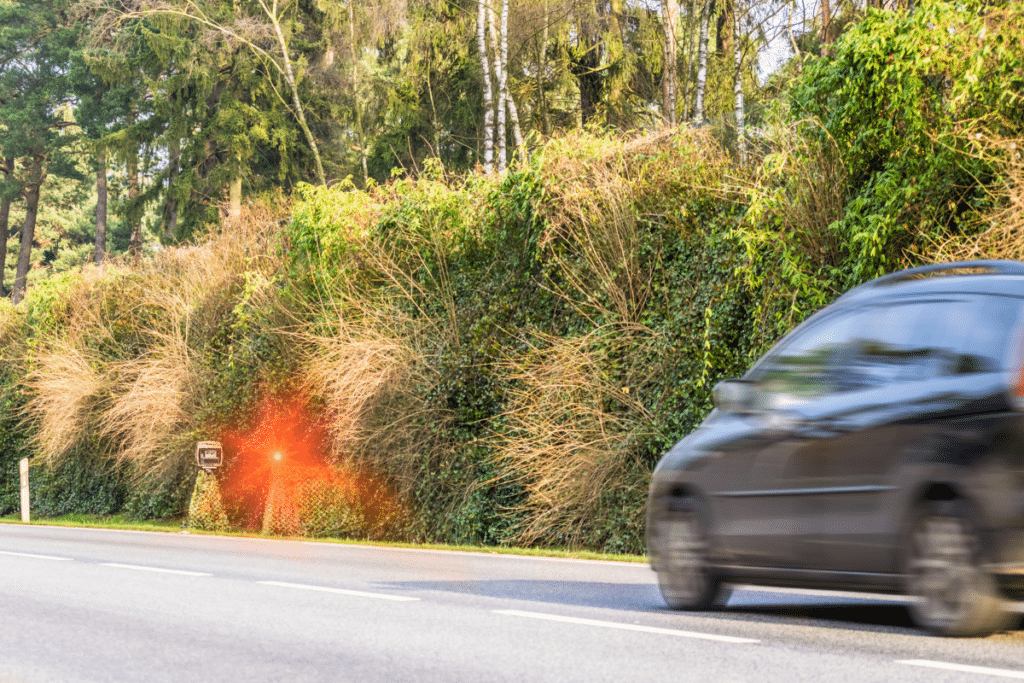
[24,341,109,466]
[98,334,199,483]
[533,127,731,323]
[22,198,288,486]
[922,131,1024,263]
[299,300,451,498]
[492,326,656,547]
[0,300,25,351]
[295,180,478,510]
[145,206,285,337]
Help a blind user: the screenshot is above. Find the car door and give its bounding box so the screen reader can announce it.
[706,307,868,570]
[798,296,1023,574]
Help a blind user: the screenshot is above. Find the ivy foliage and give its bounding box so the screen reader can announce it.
[7,1,1024,552]
[788,0,1024,283]
[281,129,755,553]
[737,0,1024,347]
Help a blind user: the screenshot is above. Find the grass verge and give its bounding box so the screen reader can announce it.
[0,514,647,563]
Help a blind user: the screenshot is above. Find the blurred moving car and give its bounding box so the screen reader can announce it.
[646,260,1024,637]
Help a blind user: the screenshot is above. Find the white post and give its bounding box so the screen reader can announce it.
[19,458,29,523]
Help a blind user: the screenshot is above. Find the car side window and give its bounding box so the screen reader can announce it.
[836,296,1021,383]
[749,296,1024,408]
[841,302,942,387]
[752,309,870,405]
[933,295,1022,374]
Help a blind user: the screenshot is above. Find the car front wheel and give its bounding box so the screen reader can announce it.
[905,499,1014,637]
[654,497,728,610]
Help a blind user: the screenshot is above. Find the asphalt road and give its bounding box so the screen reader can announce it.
[1,524,1023,683]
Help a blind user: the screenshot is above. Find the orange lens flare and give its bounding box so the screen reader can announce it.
[218,392,404,536]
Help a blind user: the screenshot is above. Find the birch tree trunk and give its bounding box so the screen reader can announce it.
[506,88,527,164]
[662,0,680,125]
[259,0,326,185]
[680,0,699,123]
[349,0,368,184]
[487,2,507,171]
[477,0,495,173]
[694,0,712,123]
[500,0,526,163]
[787,0,801,61]
[820,0,832,56]
[733,1,745,165]
[538,0,551,135]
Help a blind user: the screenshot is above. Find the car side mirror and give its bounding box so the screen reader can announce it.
[712,379,756,414]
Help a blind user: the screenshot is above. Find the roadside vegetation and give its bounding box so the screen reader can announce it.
[0,0,1022,554]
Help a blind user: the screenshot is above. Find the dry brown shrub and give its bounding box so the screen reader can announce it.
[22,198,288,485]
[534,128,732,323]
[491,129,722,547]
[145,201,286,337]
[104,213,285,483]
[492,326,656,547]
[0,300,25,351]
[98,334,200,483]
[920,131,1024,263]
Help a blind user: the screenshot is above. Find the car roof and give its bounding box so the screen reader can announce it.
[836,260,1024,305]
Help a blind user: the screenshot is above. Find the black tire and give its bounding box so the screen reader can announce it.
[653,496,729,610]
[904,499,1014,637]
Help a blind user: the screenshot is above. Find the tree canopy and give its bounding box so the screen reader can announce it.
[1,0,1019,298]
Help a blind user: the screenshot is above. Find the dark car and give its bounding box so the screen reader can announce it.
[645,260,1024,637]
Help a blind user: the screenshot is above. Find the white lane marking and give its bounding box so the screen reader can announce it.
[258,580,420,602]
[494,609,760,644]
[898,660,1024,679]
[0,550,73,561]
[101,563,211,577]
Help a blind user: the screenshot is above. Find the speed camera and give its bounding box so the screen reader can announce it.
[195,441,223,470]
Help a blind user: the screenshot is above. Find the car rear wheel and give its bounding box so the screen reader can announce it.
[654,497,728,610]
[905,499,1013,637]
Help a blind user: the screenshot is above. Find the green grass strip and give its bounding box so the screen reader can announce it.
[0,514,647,563]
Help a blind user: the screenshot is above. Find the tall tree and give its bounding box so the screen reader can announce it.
[0,157,16,294]
[733,0,745,163]
[0,0,83,303]
[82,0,321,239]
[501,0,526,165]
[98,0,329,187]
